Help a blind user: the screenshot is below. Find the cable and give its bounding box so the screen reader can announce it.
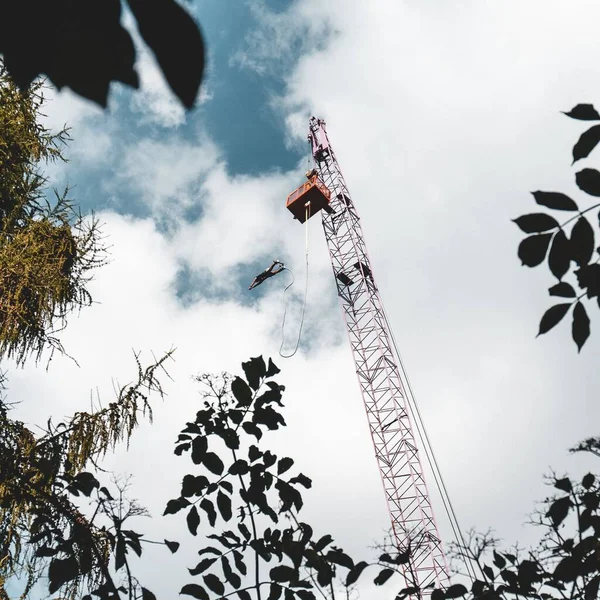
[279,201,311,358]
[382,303,479,583]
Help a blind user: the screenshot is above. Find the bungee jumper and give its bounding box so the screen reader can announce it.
[248,260,285,290]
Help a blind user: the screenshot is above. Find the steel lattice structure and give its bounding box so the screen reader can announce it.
[308,117,450,593]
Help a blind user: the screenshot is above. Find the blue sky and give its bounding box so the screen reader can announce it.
[9,1,600,598]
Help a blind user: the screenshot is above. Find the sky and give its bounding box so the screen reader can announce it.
[6,0,600,598]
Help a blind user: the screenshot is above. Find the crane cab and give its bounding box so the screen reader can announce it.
[286,172,332,223]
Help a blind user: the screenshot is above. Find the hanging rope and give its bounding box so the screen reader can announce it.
[279,201,311,358]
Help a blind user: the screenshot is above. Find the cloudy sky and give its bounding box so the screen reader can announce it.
[7,0,600,597]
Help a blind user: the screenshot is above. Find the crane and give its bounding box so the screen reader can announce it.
[285,117,454,595]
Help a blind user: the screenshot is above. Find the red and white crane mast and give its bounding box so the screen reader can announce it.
[308,117,450,592]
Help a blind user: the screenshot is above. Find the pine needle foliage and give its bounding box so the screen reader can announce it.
[0,64,106,366]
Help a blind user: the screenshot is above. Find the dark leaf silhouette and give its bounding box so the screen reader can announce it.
[532,191,578,211]
[572,125,600,163]
[200,498,217,527]
[180,584,209,600]
[314,534,334,552]
[270,565,297,582]
[549,230,571,279]
[493,551,506,569]
[277,457,294,475]
[267,583,283,600]
[570,217,595,266]
[266,357,281,377]
[575,264,600,298]
[202,574,225,595]
[0,0,138,107]
[187,505,200,536]
[242,355,266,390]
[164,539,180,553]
[126,0,204,109]
[374,568,395,585]
[576,168,600,196]
[513,213,559,233]
[582,473,595,489]
[547,496,573,527]
[518,234,552,267]
[164,497,191,515]
[221,556,241,589]
[554,556,579,582]
[555,477,572,493]
[191,435,208,465]
[232,376,253,407]
[238,591,253,600]
[538,303,571,336]
[189,557,217,576]
[141,588,157,600]
[48,557,79,594]
[563,104,600,120]
[202,452,224,475]
[445,583,468,598]
[572,301,590,351]
[345,561,369,586]
[549,282,576,297]
[216,490,232,521]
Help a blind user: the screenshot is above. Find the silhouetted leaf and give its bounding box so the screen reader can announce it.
[296,592,316,600]
[126,0,204,108]
[267,583,283,600]
[572,301,590,351]
[555,477,572,493]
[573,125,600,162]
[187,505,200,536]
[238,591,252,600]
[164,497,191,515]
[48,557,79,594]
[482,565,494,580]
[35,545,58,558]
[575,264,600,297]
[189,557,217,576]
[547,496,573,527]
[266,358,281,377]
[180,584,209,599]
[202,452,224,475]
[217,491,232,521]
[221,556,241,589]
[549,282,576,297]
[242,356,266,390]
[326,548,354,570]
[141,588,157,600]
[554,556,579,582]
[270,565,296,582]
[570,217,595,266]
[219,428,240,450]
[164,539,180,553]
[518,234,552,267]
[585,575,600,600]
[576,168,600,196]
[242,421,263,440]
[200,499,217,527]
[1,0,139,107]
[563,104,600,120]
[431,590,445,600]
[191,436,208,465]
[395,586,419,599]
[374,568,395,585]
[513,214,559,233]
[70,472,100,497]
[202,574,225,595]
[229,459,249,475]
[314,534,334,552]
[582,473,595,489]
[345,561,369,586]
[277,457,294,475]
[232,377,253,407]
[289,473,312,488]
[549,230,571,279]
[538,304,571,336]
[532,191,578,211]
[175,442,191,455]
[493,551,506,569]
[182,474,209,497]
[445,584,468,598]
[233,550,247,575]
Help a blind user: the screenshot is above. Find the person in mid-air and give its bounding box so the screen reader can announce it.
[248,260,285,290]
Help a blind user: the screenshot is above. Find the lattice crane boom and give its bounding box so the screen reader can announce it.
[307,116,450,593]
